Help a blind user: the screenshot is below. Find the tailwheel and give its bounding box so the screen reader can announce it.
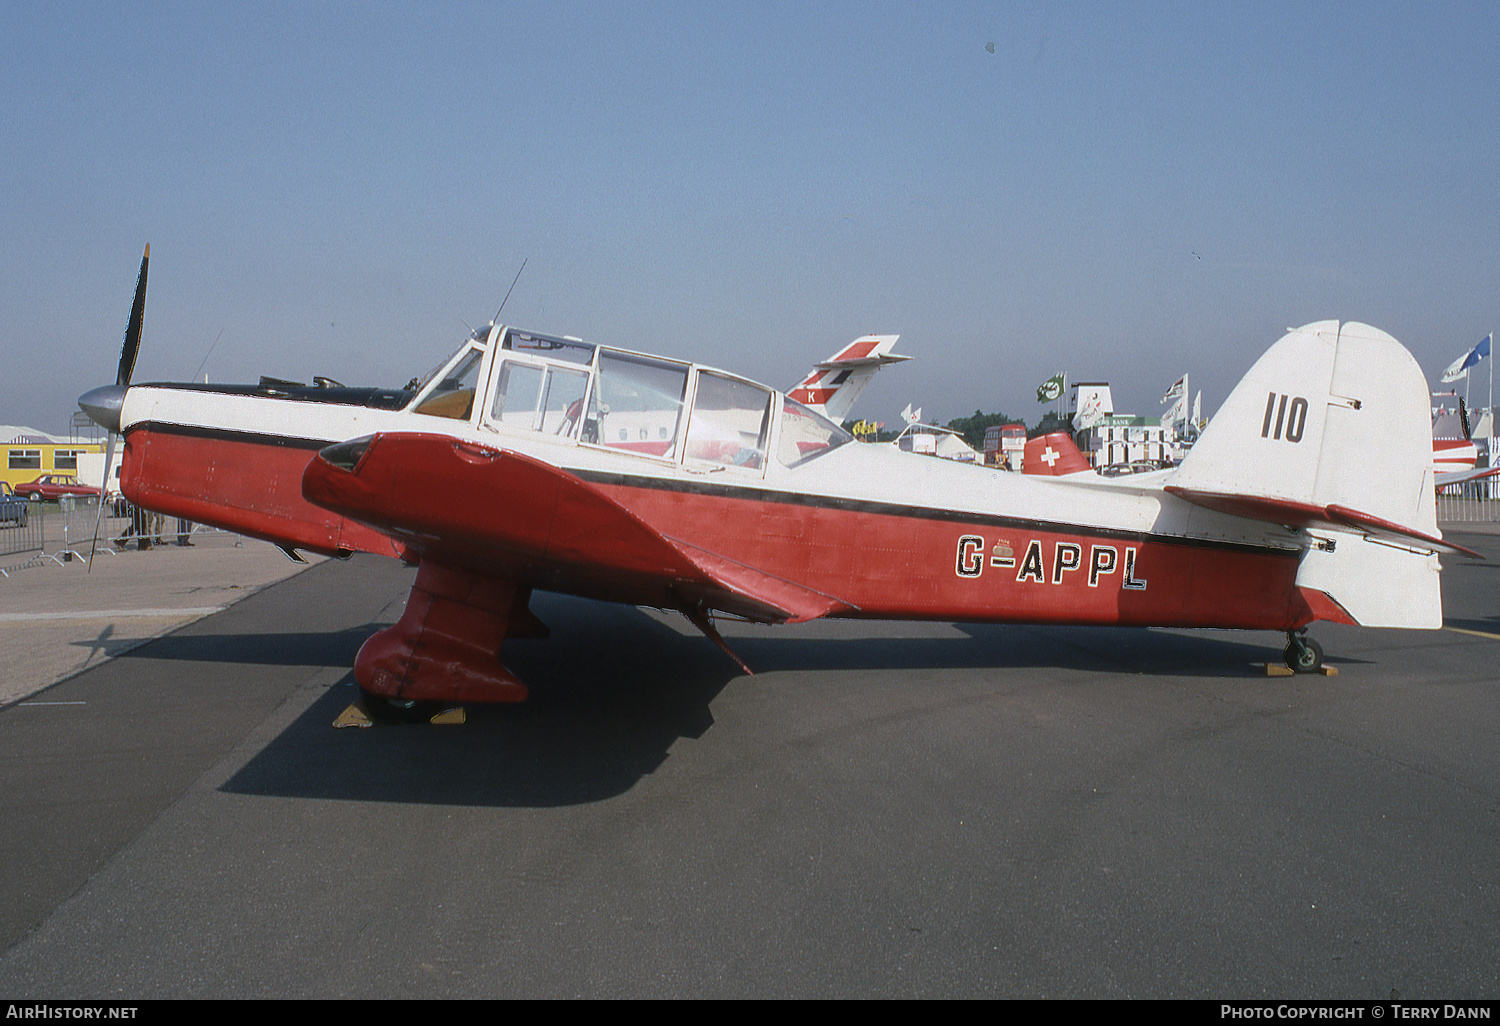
[1283,634,1325,674]
[358,688,443,725]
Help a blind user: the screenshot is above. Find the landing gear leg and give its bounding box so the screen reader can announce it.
[1283,630,1324,674]
[354,560,537,718]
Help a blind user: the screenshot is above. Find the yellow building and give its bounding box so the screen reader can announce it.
[2,426,104,490]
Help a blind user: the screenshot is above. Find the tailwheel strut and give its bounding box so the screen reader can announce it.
[1283,630,1325,674]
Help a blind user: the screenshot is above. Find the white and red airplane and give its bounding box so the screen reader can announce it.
[1430,394,1498,487]
[1434,437,1487,485]
[79,250,1471,718]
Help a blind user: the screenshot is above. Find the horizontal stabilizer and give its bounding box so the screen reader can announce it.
[1164,485,1481,557]
[814,334,908,367]
[1436,465,1500,488]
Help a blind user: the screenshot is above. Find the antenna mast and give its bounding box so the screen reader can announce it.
[491,258,528,326]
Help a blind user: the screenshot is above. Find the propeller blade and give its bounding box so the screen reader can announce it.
[87,432,119,572]
[116,244,149,388]
[86,243,150,565]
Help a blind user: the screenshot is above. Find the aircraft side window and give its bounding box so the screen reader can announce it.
[414,347,484,420]
[539,367,589,437]
[488,362,591,438]
[589,351,689,459]
[491,361,545,429]
[686,372,771,471]
[776,397,853,468]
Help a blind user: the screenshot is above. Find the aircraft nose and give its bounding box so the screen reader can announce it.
[78,384,127,434]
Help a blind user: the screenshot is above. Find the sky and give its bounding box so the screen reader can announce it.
[3,1,1497,436]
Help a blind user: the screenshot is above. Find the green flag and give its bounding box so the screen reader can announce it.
[1036,373,1064,403]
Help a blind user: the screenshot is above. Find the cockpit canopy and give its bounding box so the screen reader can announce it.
[407,326,851,472]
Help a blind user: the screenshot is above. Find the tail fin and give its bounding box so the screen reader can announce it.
[1023,432,1093,476]
[1168,321,1458,628]
[788,335,908,423]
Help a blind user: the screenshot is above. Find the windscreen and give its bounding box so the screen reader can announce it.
[776,397,853,468]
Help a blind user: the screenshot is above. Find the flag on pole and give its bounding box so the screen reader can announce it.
[1441,334,1492,384]
[1160,375,1186,405]
[1072,392,1105,431]
[1161,393,1188,431]
[1036,373,1064,403]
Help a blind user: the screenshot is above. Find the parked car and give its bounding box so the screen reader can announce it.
[1098,462,1164,480]
[0,482,28,526]
[12,473,101,501]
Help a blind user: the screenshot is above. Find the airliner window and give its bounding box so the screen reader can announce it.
[589,351,689,459]
[414,347,484,420]
[686,372,772,471]
[777,397,853,468]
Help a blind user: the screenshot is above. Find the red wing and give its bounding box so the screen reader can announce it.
[303,432,851,623]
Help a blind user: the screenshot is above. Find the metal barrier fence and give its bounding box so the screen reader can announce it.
[0,496,110,575]
[1436,488,1500,524]
[0,501,45,574]
[0,497,221,577]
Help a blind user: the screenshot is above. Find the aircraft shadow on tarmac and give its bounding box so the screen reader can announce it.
[110,624,380,667]
[1443,614,1500,634]
[219,593,1327,810]
[221,601,735,809]
[731,621,1299,677]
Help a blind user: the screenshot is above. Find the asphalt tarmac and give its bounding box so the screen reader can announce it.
[1,532,1498,998]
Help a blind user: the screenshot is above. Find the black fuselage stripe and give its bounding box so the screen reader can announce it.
[130,421,334,452]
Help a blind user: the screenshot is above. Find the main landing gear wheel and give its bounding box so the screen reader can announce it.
[1283,634,1325,674]
[358,688,442,725]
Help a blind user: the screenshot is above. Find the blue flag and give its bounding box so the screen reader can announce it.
[1441,334,1491,383]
